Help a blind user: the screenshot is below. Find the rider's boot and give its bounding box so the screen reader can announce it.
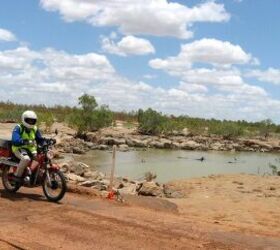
[23,167,32,185]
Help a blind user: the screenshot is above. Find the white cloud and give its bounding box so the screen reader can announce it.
[0,28,17,42]
[101,35,155,56]
[150,39,256,72]
[40,0,230,39]
[149,38,266,98]
[179,82,208,93]
[246,68,280,85]
[179,68,244,86]
[0,46,279,123]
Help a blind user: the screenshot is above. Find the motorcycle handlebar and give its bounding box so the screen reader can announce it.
[38,138,56,148]
[46,138,56,145]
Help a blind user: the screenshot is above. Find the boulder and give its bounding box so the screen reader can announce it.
[163,185,184,198]
[101,137,126,146]
[60,163,70,173]
[118,183,138,195]
[91,181,108,191]
[182,128,190,136]
[243,139,273,150]
[66,173,86,183]
[160,139,172,148]
[118,144,129,152]
[69,162,90,176]
[73,147,86,154]
[180,141,200,150]
[171,142,181,149]
[84,141,95,148]
[98,144,109,150]
[83,170,104,180]
[138,181,163,197]
[79,180,99,187]
[210,142,223,151]
[63,147,73,153]
[126,138,148,148]
[86,133,98,142]
[149,141,165,149]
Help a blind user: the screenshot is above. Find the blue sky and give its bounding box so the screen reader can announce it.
[0,0,279,123]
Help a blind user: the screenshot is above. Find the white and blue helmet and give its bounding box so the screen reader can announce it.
[22,110,37,129]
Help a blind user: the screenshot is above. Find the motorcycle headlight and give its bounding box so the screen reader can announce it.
[47,150,54,160]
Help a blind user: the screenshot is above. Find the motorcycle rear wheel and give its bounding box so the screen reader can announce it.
[2,166,21,193]
[42,170,66,202]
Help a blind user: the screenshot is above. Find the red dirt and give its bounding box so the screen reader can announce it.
[0,179,280,250]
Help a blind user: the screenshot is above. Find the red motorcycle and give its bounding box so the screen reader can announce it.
[0,138,66,202]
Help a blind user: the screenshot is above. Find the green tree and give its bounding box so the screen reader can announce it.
[138,108,166,135]
[78,94,98,112]
[68,94,113,135]
[259,119,273,139]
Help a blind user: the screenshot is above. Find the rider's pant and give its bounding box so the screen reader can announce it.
[13,149,33,177]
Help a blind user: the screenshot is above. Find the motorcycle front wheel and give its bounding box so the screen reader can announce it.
[2,166,21,193]
[42,170,66,202]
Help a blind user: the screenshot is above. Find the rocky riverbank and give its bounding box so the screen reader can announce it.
[59,161,182,199]
[54,124,280,155]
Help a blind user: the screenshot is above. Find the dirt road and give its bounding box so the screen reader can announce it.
[0,184,280,250]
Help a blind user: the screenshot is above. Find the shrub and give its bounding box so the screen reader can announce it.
[37,111,55,132]
[67,95,113,135]
[209,122,244,139]
[138,108,167,135]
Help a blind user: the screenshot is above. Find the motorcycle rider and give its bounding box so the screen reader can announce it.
[11,110,44,183]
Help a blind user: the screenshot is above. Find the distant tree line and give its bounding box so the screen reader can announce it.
[0,96,279,139]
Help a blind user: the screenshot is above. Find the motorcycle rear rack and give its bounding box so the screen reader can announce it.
[0,157,19,167]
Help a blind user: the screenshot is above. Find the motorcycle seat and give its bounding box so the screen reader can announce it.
[0,139,12,150]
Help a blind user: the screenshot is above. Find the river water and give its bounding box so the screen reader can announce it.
[74,149,280,182]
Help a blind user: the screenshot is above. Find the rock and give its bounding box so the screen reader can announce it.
[98,144,109,150]
[84,142,95,148]
[100,190,110,198]
[60,163,70,173]
[138,181,163,197]
[86,132,98,142]
[210,142,223,151]
[79,180,99,187]
[163,184,184,198]
[91,181,108,191]
[144,172,157,182]
[73,147,86,154]
[118,183,138,195]
[149,141,165,149]
[63,147,73,153]
[101,137,126,146]
[70,162,90,176]
[182,128,190,136]
[79,162,90,170]
[83,171,95,178]
[126,138,147,147]
[243,139,273,150]
[171,142,181,149]
[118,144,129,152]
[180,141,200,150]
[66,173,86,183]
